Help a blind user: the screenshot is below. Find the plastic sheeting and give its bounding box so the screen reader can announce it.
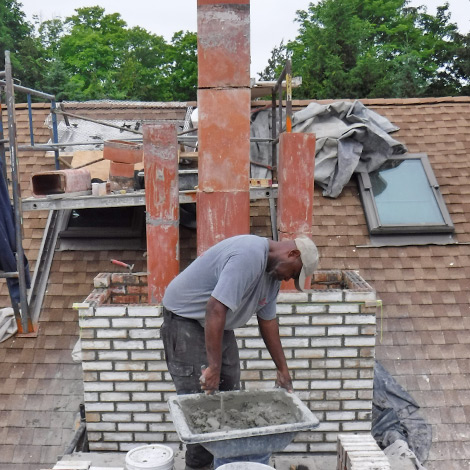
[0,308,17,343]
[373,361,432,465]
[0,159,31,304]
[250,100,407,198]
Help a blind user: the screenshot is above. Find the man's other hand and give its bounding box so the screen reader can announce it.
[276,369,293,393]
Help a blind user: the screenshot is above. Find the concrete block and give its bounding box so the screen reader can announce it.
[115,382,146,392]
[327,348,359,358]
[345,337,377,347]
[103,432,133,441]
[296,304,328,314]
[100,372,130,381]
[113,340,145,350]
[294,326,326,336]
[310,291,343,303]
[95,306,127,317]
[329,303,361,313]
[277,292,309,303]
[97,351,129,360]
[345,314,376,325]
[82,361,113,371]
[97,329,127,339]
[328,326,359,336]
[118,422,147,432]
[81,340,111,350]
[116,403,147,412]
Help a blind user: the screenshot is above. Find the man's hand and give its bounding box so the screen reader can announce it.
[276,368,293,393]
[200,365,220,394]
[258,317,293,392]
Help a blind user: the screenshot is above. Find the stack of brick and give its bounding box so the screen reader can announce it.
[337,434,391,470]
[103,140,143,191]
[92,273,148,305]
[75,269,380,453]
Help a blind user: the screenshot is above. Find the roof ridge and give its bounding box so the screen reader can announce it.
[288,96,470,106]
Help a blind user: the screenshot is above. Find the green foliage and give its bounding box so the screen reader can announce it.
[258,40,288,81]
[0,0,44,88]
[262,0,469,99]
[165,31,198,101]
[1,2,198,101]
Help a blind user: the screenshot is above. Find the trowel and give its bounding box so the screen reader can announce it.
[110,259,148,276]
[200,365,226,427]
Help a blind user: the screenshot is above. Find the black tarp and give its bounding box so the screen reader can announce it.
[0,159,30,304]
[372,361,432,464]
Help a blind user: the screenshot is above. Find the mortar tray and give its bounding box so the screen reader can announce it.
[168,389,320,458]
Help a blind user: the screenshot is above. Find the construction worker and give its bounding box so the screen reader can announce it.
[162,234,319,470]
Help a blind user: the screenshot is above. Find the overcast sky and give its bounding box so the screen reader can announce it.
[19,0,470,79]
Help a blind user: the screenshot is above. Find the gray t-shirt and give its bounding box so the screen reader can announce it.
[162,235,280,330]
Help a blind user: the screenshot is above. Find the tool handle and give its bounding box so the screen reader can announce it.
[111,259,129,268]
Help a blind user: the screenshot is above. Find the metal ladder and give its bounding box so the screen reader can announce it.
[0,51,32,333]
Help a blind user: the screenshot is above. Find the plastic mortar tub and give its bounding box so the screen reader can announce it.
[125,444,174,470]
[168,389,319,459]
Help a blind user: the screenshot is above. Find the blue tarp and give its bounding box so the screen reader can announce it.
[0,159,30,304]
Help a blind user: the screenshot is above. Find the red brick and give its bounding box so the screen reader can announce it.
[112,295,140,304]
[103,140,143,164]
[111,273,139,285]
[127,286,147,295]
[109,160,135,178]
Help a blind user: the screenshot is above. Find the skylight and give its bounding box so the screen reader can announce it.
[357,153,455,245]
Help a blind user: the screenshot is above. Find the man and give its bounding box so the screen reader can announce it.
[162,234,319,470]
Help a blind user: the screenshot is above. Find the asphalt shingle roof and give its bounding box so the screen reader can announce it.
[1,97,469,469]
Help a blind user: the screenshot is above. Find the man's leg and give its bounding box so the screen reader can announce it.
[162,310,213,469]
[162,311,243,469]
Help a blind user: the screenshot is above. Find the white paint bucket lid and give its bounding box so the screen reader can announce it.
[217,463,272,470]
[126,444,174,470]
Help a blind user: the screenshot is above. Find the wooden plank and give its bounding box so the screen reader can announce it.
[71,150,110,181]
[179,151,198,160]
[250,178,272,187]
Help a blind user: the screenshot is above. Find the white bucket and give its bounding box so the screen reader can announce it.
[217,463,273,470]
[125,444,174,470]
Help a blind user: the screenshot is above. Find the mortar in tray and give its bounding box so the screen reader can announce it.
[168,389,319,458]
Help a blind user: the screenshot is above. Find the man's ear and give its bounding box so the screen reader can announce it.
[289,249,301,259]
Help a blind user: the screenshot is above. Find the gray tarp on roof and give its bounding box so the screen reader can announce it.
[250,100,407,198]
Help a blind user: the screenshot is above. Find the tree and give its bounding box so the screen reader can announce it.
[265,0,468,99]
[33,6,198,101]
[0,0,43,88]
[164,31,198,101]
[258,40,288,81]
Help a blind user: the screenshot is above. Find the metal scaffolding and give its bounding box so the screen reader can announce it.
[0,51,294,335]
[0,51,61,334]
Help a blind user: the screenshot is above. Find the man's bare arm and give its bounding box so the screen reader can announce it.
[200,296,228,393]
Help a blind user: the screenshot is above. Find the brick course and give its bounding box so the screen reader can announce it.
[77,270,379,452]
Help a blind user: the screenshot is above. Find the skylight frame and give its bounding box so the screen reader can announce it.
[357,153,454,236]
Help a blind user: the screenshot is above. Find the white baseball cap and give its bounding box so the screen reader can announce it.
[294,236,319,292]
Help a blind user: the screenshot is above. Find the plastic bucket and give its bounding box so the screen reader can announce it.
[125,444,174,470]
[217,463,273,470]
